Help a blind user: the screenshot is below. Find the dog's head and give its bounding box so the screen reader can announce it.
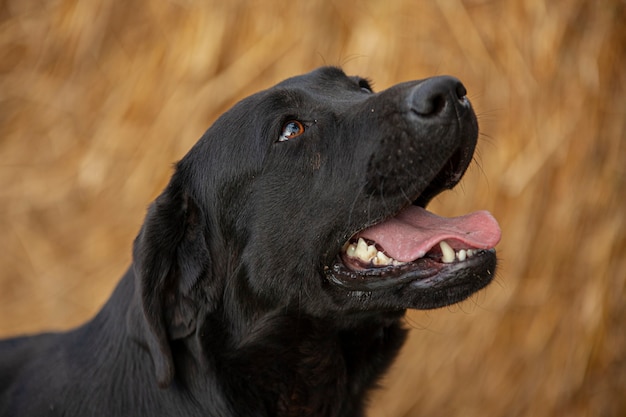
[131,66,501,386]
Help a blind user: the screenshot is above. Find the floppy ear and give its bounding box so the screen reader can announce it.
[131,171,210,388]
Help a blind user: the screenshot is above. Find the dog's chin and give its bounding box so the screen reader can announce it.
[324,247,497,310]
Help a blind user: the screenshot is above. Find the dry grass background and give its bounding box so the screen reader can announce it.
[1,0,624,415]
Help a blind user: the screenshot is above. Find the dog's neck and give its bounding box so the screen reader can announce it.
[218,313,407,417]
[199,268,410,416]
[103,267,408,417]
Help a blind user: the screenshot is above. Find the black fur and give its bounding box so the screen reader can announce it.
[0,67,493,416]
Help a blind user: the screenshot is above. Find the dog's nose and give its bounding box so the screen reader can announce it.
[408,76,468,117]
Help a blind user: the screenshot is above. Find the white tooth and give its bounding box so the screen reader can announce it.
[440,240,455,263]
[366,244,378,260]
[373,251,392,266]
[467,249,474,257]
[457,249,467,261]
[355,238,370,261]
[346,238,404,266]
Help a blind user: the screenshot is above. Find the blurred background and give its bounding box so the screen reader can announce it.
[0,0,624,415]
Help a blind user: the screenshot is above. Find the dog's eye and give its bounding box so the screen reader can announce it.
[358,79,373,94]
[278,120,305,142]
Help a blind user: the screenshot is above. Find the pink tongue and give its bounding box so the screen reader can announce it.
[358,206,501,262]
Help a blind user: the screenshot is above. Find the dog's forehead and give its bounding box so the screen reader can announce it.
[273,66,366,98]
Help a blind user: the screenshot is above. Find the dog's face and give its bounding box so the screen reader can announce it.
[131,66,501,386]
[143,67,499,316]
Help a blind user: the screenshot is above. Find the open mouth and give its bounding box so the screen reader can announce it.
[326,205,501,292]
[325,150,502,293]
[326,206,500,290]
[342,207,500,268]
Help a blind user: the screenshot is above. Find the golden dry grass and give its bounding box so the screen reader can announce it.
[0,0,624,416]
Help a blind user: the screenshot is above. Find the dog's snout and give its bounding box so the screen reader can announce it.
[408,76,468,117]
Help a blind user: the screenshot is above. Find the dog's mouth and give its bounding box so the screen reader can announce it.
[325,152,501,295]
[326,206,500,290]
[343,207,499,267]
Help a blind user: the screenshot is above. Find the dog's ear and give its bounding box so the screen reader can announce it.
[131,171,210,388]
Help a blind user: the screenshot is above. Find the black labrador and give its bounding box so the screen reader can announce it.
[0,67,501,417]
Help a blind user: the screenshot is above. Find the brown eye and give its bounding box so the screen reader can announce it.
[278,120,305,142]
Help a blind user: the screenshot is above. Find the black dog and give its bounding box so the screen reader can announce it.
[0,67,501,416]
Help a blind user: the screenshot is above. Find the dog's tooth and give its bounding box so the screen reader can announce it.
[467,249,474,257]
[373,251,392,266]
[366,244,378,260]
[347,238,404,266]
[346,243,357,257]
[355,238,371,261]
[457,249,467,261]
[440,241,455,263]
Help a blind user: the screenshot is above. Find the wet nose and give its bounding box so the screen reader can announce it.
[408,76,468,117]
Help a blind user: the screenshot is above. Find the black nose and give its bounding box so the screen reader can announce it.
[408,76,468,117]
